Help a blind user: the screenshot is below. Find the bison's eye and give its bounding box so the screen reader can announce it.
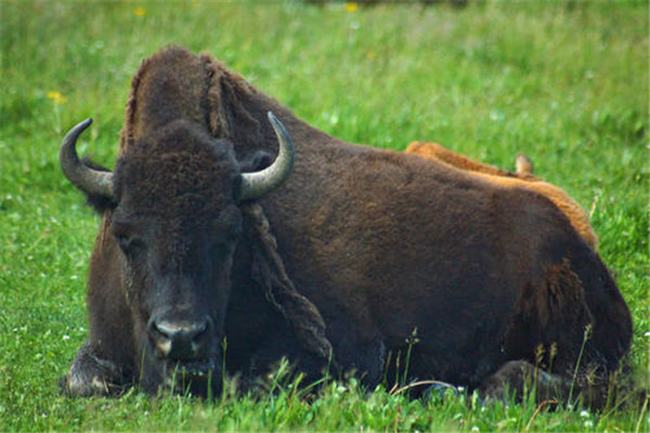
[115,234,145,256]
[111,218,146,257]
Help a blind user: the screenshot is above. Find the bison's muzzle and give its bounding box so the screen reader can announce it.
[148,314,212,361]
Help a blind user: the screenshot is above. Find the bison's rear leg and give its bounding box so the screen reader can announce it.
[479,360,610,409]
[479,361,567,403]
[61,341,130,397]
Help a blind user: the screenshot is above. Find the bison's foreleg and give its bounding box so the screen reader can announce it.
[61,341,130,397]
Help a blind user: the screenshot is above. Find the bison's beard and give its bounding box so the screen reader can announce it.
[138,344,222,397]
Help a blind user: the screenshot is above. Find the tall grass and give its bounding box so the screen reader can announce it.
[0,1,648,431]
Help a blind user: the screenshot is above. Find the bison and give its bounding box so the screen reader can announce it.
[60,46,631,406]
[405,142,598,250]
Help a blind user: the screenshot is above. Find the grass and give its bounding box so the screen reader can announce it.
[0,1,648,431]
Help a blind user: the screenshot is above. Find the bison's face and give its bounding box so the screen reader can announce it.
[113,150,242,394]
[60,113,294,395]
[113,207,242,394]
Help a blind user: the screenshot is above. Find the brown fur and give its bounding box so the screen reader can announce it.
[406,141,517,178]
[242,202,332,359]
[405,142,598,250]
[63,47,631,406]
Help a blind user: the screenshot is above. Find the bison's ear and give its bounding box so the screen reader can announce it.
[80,157,117,214]
[239,150,274,173]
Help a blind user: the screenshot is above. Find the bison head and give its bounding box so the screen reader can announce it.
[59,112,294,395]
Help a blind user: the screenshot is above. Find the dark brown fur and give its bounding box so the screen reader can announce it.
[63,47,632,406]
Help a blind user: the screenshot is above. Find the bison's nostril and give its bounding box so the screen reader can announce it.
[149,317,210,360]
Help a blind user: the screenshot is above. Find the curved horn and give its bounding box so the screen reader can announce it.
[238,112,295,202]
[60,118,114,198]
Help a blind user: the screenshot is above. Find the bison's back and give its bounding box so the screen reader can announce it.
[406,142,598,249]
[264,143,631,384]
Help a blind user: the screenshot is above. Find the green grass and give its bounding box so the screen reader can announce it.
[0,1,648,431]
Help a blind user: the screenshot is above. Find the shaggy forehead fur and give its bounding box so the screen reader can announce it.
[114,120,240,217]
[120,45,260,154]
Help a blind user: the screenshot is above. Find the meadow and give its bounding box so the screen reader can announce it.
[0,1,648,431]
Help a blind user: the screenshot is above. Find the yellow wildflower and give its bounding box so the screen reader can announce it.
[134,6,146,17]
[47,91,67,105]
[344,2,358,13]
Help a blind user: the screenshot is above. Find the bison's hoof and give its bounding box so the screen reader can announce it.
[61,342,127,397]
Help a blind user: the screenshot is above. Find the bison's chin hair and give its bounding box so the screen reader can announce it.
[138,349,222,397]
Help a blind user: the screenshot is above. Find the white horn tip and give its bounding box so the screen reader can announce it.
[267,111,281,130]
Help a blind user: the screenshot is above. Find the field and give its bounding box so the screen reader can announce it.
[0,1,648,431]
